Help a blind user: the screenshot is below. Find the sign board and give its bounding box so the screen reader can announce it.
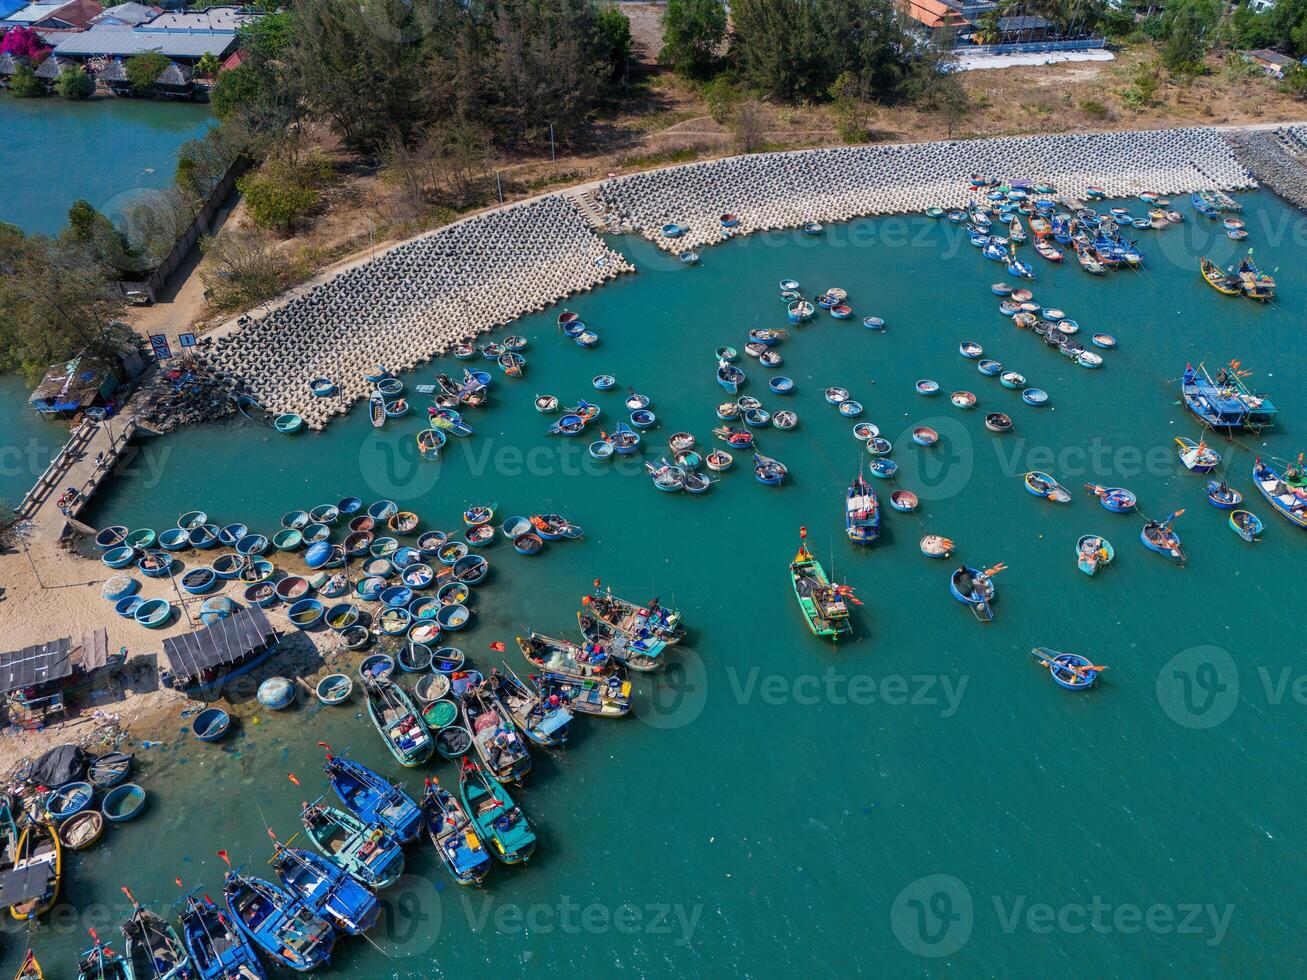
[148,334,172,361]
[178,333,197,348]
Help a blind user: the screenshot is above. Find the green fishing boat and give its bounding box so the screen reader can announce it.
[362,675,433,767]
[299,799,406,889]
[459,758,537,864]
[789,530,853,640]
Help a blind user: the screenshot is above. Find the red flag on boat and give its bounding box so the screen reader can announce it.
[489,641,506,652]
[287,773,301,786]
[217,850,230,866]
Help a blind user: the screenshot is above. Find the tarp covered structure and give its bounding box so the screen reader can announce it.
[162,605,276,682]
[28,353,119,415]
[0,637,73,696]
[24,744,88,787]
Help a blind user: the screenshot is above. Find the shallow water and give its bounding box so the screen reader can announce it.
[0,95,212,236]
[0,374,68,508]
[11,189,1305,975]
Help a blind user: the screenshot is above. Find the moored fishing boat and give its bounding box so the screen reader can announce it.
[1200,257,1241,296]
[491,668,573,746]
[1140,511,1186,564]
[1204,480,1242,509]
[578,610,665,672]
[459,758,536,864]
[180,892,268,980]
[77,932,130,980]
[1238,255,1275,301]
[1076,535,1114,576]
[300,799,405,888]
[1175,436,1221,473]
[6,818,60,919]
[889,489,918,512]
[421,780,492,885]
[920,535,954,558]
[1230,509,1264,542]
[272,840,380,936]
[461,684,533,782]
[1084,484,1136,512]
[120,888,192,980]
[516,631,617,681]
[362,675,433,767]
[324,750,422,843]
[1181,361,1277,431]
[789,529,854,639]
[223,868,336,971]
[754,453,787,486]
[949,565,999,623]
[1024,471,1070,503]
[1252,456,1307,528]
[845,474,879,544]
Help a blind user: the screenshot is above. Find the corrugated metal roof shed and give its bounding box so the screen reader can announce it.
[53,24,235,58]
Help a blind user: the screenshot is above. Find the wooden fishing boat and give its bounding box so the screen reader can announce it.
[224,870,336,972]
[362,675,433,767]
[6,819,59,920]
[58,809,104,851]
[1181,362,1277,431]
[1024,471,1070,503]
[1200,257,1241,295]
[1252,456,1307,528]
[300,799,405,888]
[516,631,617,681]
[421,781,492,885]
[459,758,537,864]
[272,843,380,936]
[121,891,192,980]
[790,532,853,640]
[585,587,684,645]
[179,893,267,980]
[1238,256,1275,301]
[578,610,665,672]
[1230,509,1264,542]
[14,950,43,980]
[1140,512,1186,564]
[1031,648,1103,690]
[461,683,534,782]
[845,474,879,544]
[1176,436,1221,473]
[1076,535,1114,576]
[1084,484,1136,512]
[949,566,995,623]
[324,751,422,843]
[76,934,131,980]
[490,669,573,747]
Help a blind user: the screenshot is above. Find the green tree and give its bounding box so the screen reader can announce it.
[9,64,44,98]
[54,65,94,99]
[829,71,869,143]
[594,3,632,81]
[125,51,170,94]
[659,0,726,78]
[1162,0,1220,74]
[194,52,221,79]
[238,158,322,231]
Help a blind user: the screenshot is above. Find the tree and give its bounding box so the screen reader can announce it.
[238,157,324,231]
[8,64,43,98]
[593,3,632,81]
[829,71,870,143]
[0,26,48,61]
[195,52,221,79]
[659,0,726,78]
[1162,0,1220,74]
[125,51,170,94]
[199,228,298,310]
[54,65,94,100]
[732,99,767,153]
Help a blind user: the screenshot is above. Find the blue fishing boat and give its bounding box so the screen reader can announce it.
[274,414,303,434]
[461,684,533,782]
[845,474,879,544]
[1181,362,1277,431]
[1175,436,1221,473]
[1140,511,1186,564]
[101,783,147,822]
[630,408,657,429]
[1252,456,1307,528]
[272,843,380,936]
[46,782,93,821]
[421,780,492,885]
[717,362,746,393]
[158,527,189,550]
[1031,648,1104,690]
[754,453,787,486]
[1024,471,1070,503]
[1085,484,1136,512]
[224,869,336,972]
[192,707,230,742]
[1076,535,1114,576]
[1204,480,1242,509]
[121,891,193,980]
[459,758,537,864]
[609,421,641,455]
[323,750,422,843]
[1191,191,1220,218]
[179,893,267,980]
[949,566,996,623]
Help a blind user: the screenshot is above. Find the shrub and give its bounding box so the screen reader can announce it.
[55,65,94,100]
[9,64,43,98]
[125,51,170,94]
[1079,98,1110,119]
[702,75,739,124]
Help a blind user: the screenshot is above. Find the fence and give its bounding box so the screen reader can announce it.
[959,38,1108,56]
[112,153,252,304]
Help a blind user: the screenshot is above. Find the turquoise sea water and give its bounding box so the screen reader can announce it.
[0,95,212,236]
[0,374,68,508]
[9,189,1305,975]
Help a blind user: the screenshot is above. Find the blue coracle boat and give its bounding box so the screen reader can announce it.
[224,869,336,972]
[179,893,267,980]
[323,749,422,844]
[272,843,381,936]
